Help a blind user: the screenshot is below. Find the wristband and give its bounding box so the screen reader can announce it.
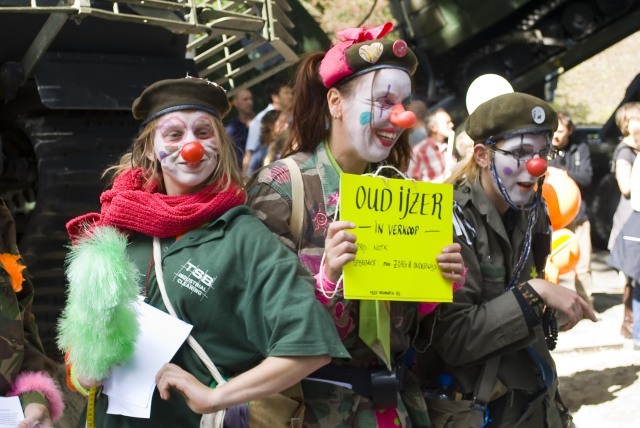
[69,365,91,397]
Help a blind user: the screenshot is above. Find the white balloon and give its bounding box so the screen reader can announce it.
[465,74,514,114]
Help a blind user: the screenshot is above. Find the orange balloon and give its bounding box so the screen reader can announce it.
[545,228,581,283]
[541,167,581,230]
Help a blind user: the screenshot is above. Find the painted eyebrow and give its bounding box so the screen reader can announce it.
[157,114,188,128]
[192,114,214,124]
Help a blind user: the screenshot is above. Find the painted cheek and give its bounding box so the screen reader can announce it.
[359,111,371,125]
[159,144,180,163]
[502,166,514,176]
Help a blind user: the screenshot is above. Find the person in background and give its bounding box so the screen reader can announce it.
[262,117,289,168]
[407,99,428,147]
[225,88,254,168]
[58,76,347,428]
[1,197,64,428]
[454,130,474,162]
[549,112,594,308]
[607,102,640,339]
[610,152,640,350]
[407,108,455,182]
[247,109,280,176]
[418,93,596,427]
[247,22,466,427]
[242,80,293,178]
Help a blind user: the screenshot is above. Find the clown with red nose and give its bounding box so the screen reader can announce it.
[465,92,558,213]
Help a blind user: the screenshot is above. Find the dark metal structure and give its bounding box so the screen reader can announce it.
[0,0,326,359]
[2,0,640,358]
[391,0,640,118]
[391,0,640,248]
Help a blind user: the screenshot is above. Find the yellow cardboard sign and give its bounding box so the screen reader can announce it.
[340,173,453,302]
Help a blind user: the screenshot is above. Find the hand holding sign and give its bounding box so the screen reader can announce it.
[323,221,357,282]
[340,173,454,302]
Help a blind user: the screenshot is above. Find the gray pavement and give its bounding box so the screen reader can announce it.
[552,250,640,428]
[554,250,628,353]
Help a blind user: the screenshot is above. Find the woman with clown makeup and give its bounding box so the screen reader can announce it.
[417,92,597,427]
[57,77,348,428]
[247,23,466,427]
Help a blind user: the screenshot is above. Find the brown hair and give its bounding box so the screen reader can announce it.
[282,52,412,171]
[259,109,281,147]
[556,111,575,133]
[447,144,497,186]
[105,113,244,194]
[615,102,640,137]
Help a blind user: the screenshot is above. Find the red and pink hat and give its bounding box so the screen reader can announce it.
[319,22,418,88]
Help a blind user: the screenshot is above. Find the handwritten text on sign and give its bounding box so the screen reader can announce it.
[340,173,453,302]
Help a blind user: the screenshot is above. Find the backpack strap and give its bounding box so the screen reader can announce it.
[281,157,305,248]
[469,356,501,428]
[153,237,227,427]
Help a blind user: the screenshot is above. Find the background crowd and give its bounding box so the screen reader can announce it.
[2,18,638,428]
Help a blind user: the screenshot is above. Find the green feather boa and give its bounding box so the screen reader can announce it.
[57,226,141,380]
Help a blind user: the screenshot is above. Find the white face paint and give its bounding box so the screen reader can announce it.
[152,111,218,195]
[492,133,549,207]
[340,69,412,162]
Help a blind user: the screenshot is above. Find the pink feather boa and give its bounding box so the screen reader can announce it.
[8,371,65,422]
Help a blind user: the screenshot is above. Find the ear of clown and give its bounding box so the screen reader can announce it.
[145,136,156,162]
[474,143,491,168]
[327,87,342,117]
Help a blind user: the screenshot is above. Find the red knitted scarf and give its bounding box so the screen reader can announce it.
[66,168,245,240]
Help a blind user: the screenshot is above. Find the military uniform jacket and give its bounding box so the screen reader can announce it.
[0,199,51,409]
[421,181,563,424]
[247,143,420,367]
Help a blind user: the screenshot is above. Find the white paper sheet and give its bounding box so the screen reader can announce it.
[103,297,193,418]
[0,396,25,428]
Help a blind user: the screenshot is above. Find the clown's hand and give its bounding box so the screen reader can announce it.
[436,243,466,288]
[18,403,53,428]
[324,221,357,283]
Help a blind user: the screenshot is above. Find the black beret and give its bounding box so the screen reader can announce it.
[466,92,558,144]
[132,77,230,125]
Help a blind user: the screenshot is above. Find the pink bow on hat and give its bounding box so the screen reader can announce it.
[319,22,394,88]
[335,22,393,44]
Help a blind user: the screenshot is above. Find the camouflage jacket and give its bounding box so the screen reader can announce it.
[0,199,51,409]
[247,143,420,368]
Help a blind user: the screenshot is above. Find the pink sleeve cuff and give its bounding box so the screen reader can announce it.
[313,271,337,306]
[418,267,468,315]
[8,371,65,422]
[418,302,439,315]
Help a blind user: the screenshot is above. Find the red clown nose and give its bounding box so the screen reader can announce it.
[180,142,205,163]
[526,157,547,177]
[389,103,416,129]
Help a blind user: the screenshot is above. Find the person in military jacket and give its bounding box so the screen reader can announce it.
[0,198,64,427]
[418,93,597,427]
[247,22,466,427]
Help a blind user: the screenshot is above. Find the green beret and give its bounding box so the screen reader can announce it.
[132,77,230,125]
[466,92,558,144]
